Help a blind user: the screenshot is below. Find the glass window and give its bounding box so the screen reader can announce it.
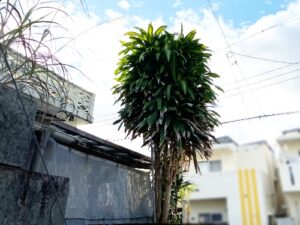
[199,213,210,223]
[199,161,209,174]
[211,213,222,222]
[209,160,222,172]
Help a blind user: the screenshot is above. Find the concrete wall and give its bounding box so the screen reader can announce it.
[0,85,153,224]
[0,163,69,225]
[34,138,154,224]
[285,193,300,225]
[0,85,69,225]
[0,85,36,169]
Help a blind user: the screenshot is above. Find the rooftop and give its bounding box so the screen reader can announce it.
[215,136,238,146]
[34,121,152,169]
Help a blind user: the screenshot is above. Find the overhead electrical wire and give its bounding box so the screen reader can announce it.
[227,51,299,65]
[223,62,300,87]
[224,67,300,93]
[222,73,300,99]
[106,110,300,142]
[206,0,265,115]
[224,15,300,49]
[221,110,300,124]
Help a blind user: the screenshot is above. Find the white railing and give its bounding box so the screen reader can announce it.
[0,50,95,125]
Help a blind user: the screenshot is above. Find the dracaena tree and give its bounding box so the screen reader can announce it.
[113,24,221,223]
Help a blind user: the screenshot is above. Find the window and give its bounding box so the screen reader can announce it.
[211,213,222,222]
[199,162,209,174]
[199,213,223,223]
[199,213,210,223]
[199,160,222,173]
[210,160,222,172]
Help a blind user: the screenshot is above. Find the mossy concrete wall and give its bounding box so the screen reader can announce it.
[0,163,69,225]
[0,85,69,225]
[0,85,36,169]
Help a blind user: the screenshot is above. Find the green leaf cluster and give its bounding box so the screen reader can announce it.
[113,24,221,168]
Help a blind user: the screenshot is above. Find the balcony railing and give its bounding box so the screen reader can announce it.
[0,49,95,125]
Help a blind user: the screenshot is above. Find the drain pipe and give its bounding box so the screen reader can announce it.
[29,123,76,172]
[29,124,54,172]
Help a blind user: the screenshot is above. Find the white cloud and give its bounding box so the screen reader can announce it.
[105,9,123,19]
[173,0,183,8]
[46,0,300,155]
[117,0,131,10]
[170,1,300,150]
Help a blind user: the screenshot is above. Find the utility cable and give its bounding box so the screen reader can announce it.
[225,67,300,93]
[228,51,299,65]
[223,63,300,87]
[0,44,68,225]
[222,73,300,99]
[206,0,265,115]
[226,15,300,49]
[221,110,300,124]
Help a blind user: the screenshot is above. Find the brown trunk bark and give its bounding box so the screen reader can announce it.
[155,146,182,224]
[161,175,173,223]
[154,148,162,222]
[161,152,180,223]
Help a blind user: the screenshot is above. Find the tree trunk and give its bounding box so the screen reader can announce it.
[161,175,173,223]
[161,152,181,223]
[154,148,162,222]
[154,146,182,224]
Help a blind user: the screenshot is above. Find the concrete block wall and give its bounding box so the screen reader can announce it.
[0,163,69,225]
[0,85,69,225]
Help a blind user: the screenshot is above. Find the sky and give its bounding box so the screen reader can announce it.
[35,0,300,156]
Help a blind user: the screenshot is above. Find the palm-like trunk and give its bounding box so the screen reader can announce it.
[156,148,181,223]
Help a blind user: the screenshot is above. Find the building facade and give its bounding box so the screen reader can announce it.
[277,129,300,225]
[183,137,278,225]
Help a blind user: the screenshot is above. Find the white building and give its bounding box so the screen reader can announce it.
[183,136,278,225]
[277,129,300,225]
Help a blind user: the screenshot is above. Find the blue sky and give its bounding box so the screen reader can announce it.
[80,0,294,27]
[56,0,300,153]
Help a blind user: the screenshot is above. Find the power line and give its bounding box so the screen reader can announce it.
[93,113,118,119]
[221,110,300,124]
[106,137,131,142]
[225,67,300,93]
[223,63,300,87]
[206,0,265,115]
[224,15,300,49]
[0,45,68,225]
[222,72,300,99]
[206,0,251,115]
[93,117,118,123]
[228,51,299,65]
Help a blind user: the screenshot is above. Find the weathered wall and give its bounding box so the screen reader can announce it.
[35,138,154,224]
[0,85,69,225]
[0,163,69,225]
[0,85,36,169]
